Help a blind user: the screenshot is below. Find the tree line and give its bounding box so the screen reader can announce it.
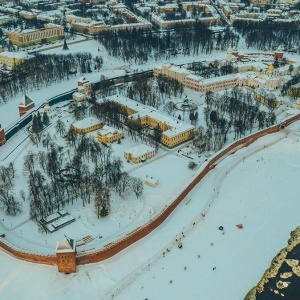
[188,60,235,79]
[126,74,184,108]
[0,163,22,216]
[0,52,103,103]
[193,87,276,153]
[233,20,300,53]
[96,23,239,63]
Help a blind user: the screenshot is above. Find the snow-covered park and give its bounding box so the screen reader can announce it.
[0,101,200,255]
[1,118,300,299]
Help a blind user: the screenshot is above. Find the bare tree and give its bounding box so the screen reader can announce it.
[55,119,66,137]
[132,177,144,198]
[0,186,22,216]
[19,189,26,202]
[94,196,103,219]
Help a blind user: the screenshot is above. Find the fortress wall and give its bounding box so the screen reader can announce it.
[0,239,56,265]
[2,114,300,266]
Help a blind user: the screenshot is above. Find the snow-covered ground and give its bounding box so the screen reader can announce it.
[0,102,199,254]
[1,121,300,299]
[1,35,300,130]
[2,35,300,299]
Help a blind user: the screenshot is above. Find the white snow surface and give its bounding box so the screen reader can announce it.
[2,36,300,299]
[1,123,300,299]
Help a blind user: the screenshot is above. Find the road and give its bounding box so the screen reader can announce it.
[209,0,231,26]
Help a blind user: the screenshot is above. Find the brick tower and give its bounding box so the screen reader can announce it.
[56,236,77,273]
[18,95,35,117]
[0,124,6,146]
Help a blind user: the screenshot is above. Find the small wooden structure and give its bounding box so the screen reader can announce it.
[144,175,159,188]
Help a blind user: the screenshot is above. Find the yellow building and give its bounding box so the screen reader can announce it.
[70,21,111,34]
[101,95,195,148]
[162,127,195,148]
[19,10,37,20]
[0,51,31,67]
[124,144,155,163]
[254,89,283,108]
[8,23,64,47]
[250,0,270,5]
[144,175,159,187]
[97,125,124,144]
[0,15,14,25]
[155,64,239,93]
[72,117,103,134]
[65,14,92,24]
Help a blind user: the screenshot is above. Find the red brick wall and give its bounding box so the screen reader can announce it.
[77,115,300,265]
[18,106,27,117]
[57,252,77,273]
[18,103,35,117]
[0,239,56,265]
[0,128,5,146]
[1,114,300,266]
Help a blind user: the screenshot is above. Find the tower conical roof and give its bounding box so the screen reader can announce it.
[19,95,34,107]
[56,236,76,253]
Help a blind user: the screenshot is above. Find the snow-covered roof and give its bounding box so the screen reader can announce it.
[98,125,122,137]
[77,76,89,83]
[144,176,158,185]
[187,74,201,81]
[72,92,86,98]
[19,95,34,107]
[72,117,101,130]
[56,236,76,253]
[101,95,194,137]
[163,123,195,138]
[125,144,155,157]
[201,73,238,85]
[169,65,190,75]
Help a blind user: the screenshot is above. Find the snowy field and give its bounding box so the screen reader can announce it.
[1,121,300,299]
[0,103,198,254]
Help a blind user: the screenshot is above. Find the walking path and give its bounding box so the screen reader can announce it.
[103,129,290,299]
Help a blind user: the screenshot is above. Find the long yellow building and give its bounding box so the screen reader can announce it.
[100,95,195,148]
[0,51,31,67]
[8,23,64,47]
[72,117,103,134]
